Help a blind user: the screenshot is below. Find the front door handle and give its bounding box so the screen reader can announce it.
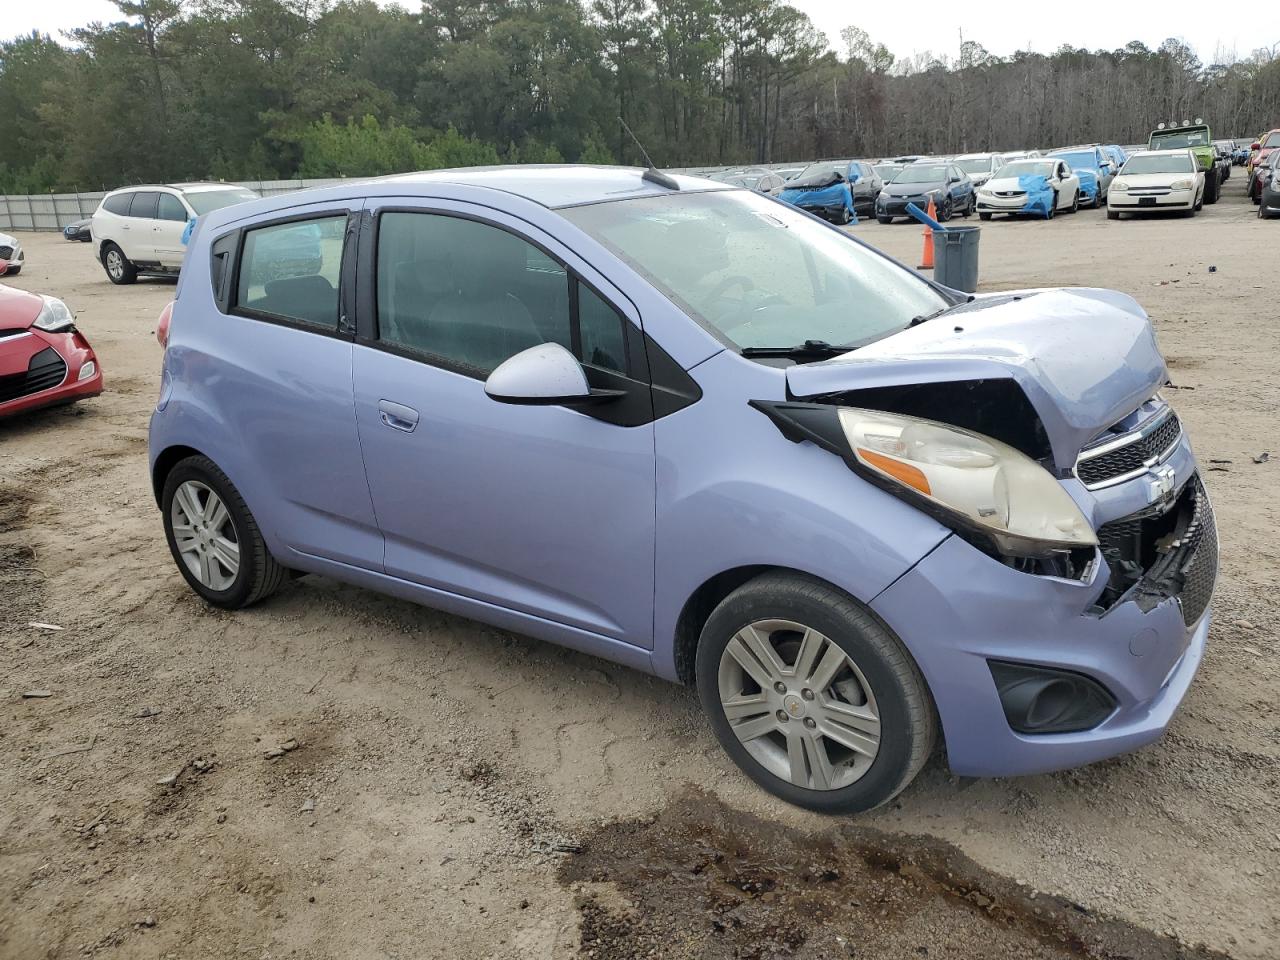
[378,399,419,433]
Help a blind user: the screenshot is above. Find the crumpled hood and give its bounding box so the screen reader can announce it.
[0,283,44,329]
[785,288,1168,471]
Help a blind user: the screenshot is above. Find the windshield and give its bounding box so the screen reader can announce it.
[185,188,259,215]
[891,164,947,184]
[873,163,903,180]
[561,191,947,352]
[1265,132,1280,148]
[1122,153,1194,175]
[995,161,1055,179]
[1150,129,1209,149]
[796,161,849,181]
[955,157,993,174]
[1050,150,1098,169]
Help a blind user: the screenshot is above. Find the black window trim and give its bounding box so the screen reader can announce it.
[359,204,638,382]
[225,207,358,341]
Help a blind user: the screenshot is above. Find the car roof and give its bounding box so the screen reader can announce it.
[105,182,252,195]
[1127,149,1193,157]
[954,153,996,159]
[374,165,731,209]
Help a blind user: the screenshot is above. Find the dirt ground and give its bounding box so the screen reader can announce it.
[2,175,1277,960]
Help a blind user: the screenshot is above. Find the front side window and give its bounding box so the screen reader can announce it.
[236,216,346,330]
[158,193,188,222]
[562,190,947,352]
[376,212,628,376]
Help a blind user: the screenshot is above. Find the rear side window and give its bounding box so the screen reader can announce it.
[158,194,188,222]
[235,216,347,330]
[102,194,132,216]
[129,192,160,219]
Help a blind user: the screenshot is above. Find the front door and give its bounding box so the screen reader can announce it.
[154,193,190,266]
[351,200,657,646]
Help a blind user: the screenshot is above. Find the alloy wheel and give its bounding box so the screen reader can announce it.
[106,249,123,280]
[717,619,881,790]
[170,480,240,591]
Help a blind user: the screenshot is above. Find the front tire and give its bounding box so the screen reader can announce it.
[978,211,992,221]
[695,572,937,814]
[1069,190,1080,213]
[876,215,893,224]
[4,265,19,275]
[1107,208,1120,220]
[161,455,288,610]
[102,242,137,285]
[1203,168,1219,204]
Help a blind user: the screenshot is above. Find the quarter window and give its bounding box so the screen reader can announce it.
[102,194,132,216]
[235,216,346,330]
[376,212,629,376]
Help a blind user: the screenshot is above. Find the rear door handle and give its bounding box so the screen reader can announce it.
[378,399,419,433]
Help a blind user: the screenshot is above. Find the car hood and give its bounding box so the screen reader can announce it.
[1117,172,1196,187]
[0,283,44,329]
[784,288,1167,471]
[882,181,946,196]
[983,175,1038,192]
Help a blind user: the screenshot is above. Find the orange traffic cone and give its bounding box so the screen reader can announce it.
[918,198,937,270]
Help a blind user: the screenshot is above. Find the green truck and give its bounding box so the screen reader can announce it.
[1148,121,1220,204]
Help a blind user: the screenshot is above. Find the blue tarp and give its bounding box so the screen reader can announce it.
[1018,175,1055,217]
[1076,169,1099,203]
[778,181,857,223]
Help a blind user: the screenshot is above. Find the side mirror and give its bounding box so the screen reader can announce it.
[485,342,621,406]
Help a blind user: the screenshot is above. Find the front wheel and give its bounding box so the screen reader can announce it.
[1107,208,1120,220]
[696,572,937,814]
[1203,168,1219,204]
[876,215,893,224]
[835,206,852,226]
[1069,190,1080,213]
[162,455,288,609]
[978,211,992,221]
[938,199,953,222]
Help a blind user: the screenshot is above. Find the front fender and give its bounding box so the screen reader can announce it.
[651,350,950,680]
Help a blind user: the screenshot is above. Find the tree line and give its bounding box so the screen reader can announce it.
[2,0,1279,194]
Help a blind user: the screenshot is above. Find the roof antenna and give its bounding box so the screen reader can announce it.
[619,116,680,190]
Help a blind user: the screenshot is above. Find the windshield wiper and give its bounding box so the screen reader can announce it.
[909,305,952,326]
[740,339,852,360]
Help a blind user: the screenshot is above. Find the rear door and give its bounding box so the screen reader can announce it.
[350,198,658,645]
[122,191,162,262]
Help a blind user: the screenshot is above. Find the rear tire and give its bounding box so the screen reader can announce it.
[695,572,937,814]
[102,242,137,285]
[161,455,288,610]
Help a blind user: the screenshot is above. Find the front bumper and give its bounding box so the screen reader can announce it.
[872,465,1216,778]
[877,195,935,217]
[976,193,1030,212]
[0,327,103,418]
[1109,187,1195,209]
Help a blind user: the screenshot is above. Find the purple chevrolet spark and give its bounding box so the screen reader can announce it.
[148,166,1216,813]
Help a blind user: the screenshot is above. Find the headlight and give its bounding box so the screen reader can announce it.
[978,186,992,196]
[1170,179,1193,189]
[838,408,1097,556]
[1111,180,1129,192]
[33,296,75,333]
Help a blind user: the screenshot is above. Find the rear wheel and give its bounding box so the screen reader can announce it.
[102,243,137,285]
[696,572,937,814]
[161,455,288,609]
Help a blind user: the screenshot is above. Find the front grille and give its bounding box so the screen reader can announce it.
[1095,476,1217,625]
[995,191,1026,198]
[0,347,67,404]
[1077,411,1182,487]
[0,244,13,259]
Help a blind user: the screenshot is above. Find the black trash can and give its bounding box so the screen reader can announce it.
[932,225,980,293]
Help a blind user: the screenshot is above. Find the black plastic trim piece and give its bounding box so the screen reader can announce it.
[988,660,1117,734]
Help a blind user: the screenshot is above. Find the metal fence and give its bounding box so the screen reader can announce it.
[0,179,347,232]
[0,166,816,233]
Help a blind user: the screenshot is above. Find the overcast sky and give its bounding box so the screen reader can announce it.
[4,0,1262,64]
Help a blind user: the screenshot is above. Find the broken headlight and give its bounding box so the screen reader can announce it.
[33,296,75,333]
[837,408,1097,557]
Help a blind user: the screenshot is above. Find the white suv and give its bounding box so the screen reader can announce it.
[90,183,258,284]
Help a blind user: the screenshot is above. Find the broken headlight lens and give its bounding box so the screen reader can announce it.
[837,408,1098,557]
[33,296,75,333]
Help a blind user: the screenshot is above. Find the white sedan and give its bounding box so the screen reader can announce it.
[1106,150,1204,219]
[0,231,24,275]
[975,159,1081,220]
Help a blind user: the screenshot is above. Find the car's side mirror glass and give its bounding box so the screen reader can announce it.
[485,342,594,405]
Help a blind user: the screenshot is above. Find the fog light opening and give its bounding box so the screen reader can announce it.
[77,360,97,382]
[989,661,1117,735]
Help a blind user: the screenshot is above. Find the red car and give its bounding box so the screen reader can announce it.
[0,261,103,418]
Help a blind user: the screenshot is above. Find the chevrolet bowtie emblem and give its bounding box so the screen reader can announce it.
[1148,464,1177,507]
